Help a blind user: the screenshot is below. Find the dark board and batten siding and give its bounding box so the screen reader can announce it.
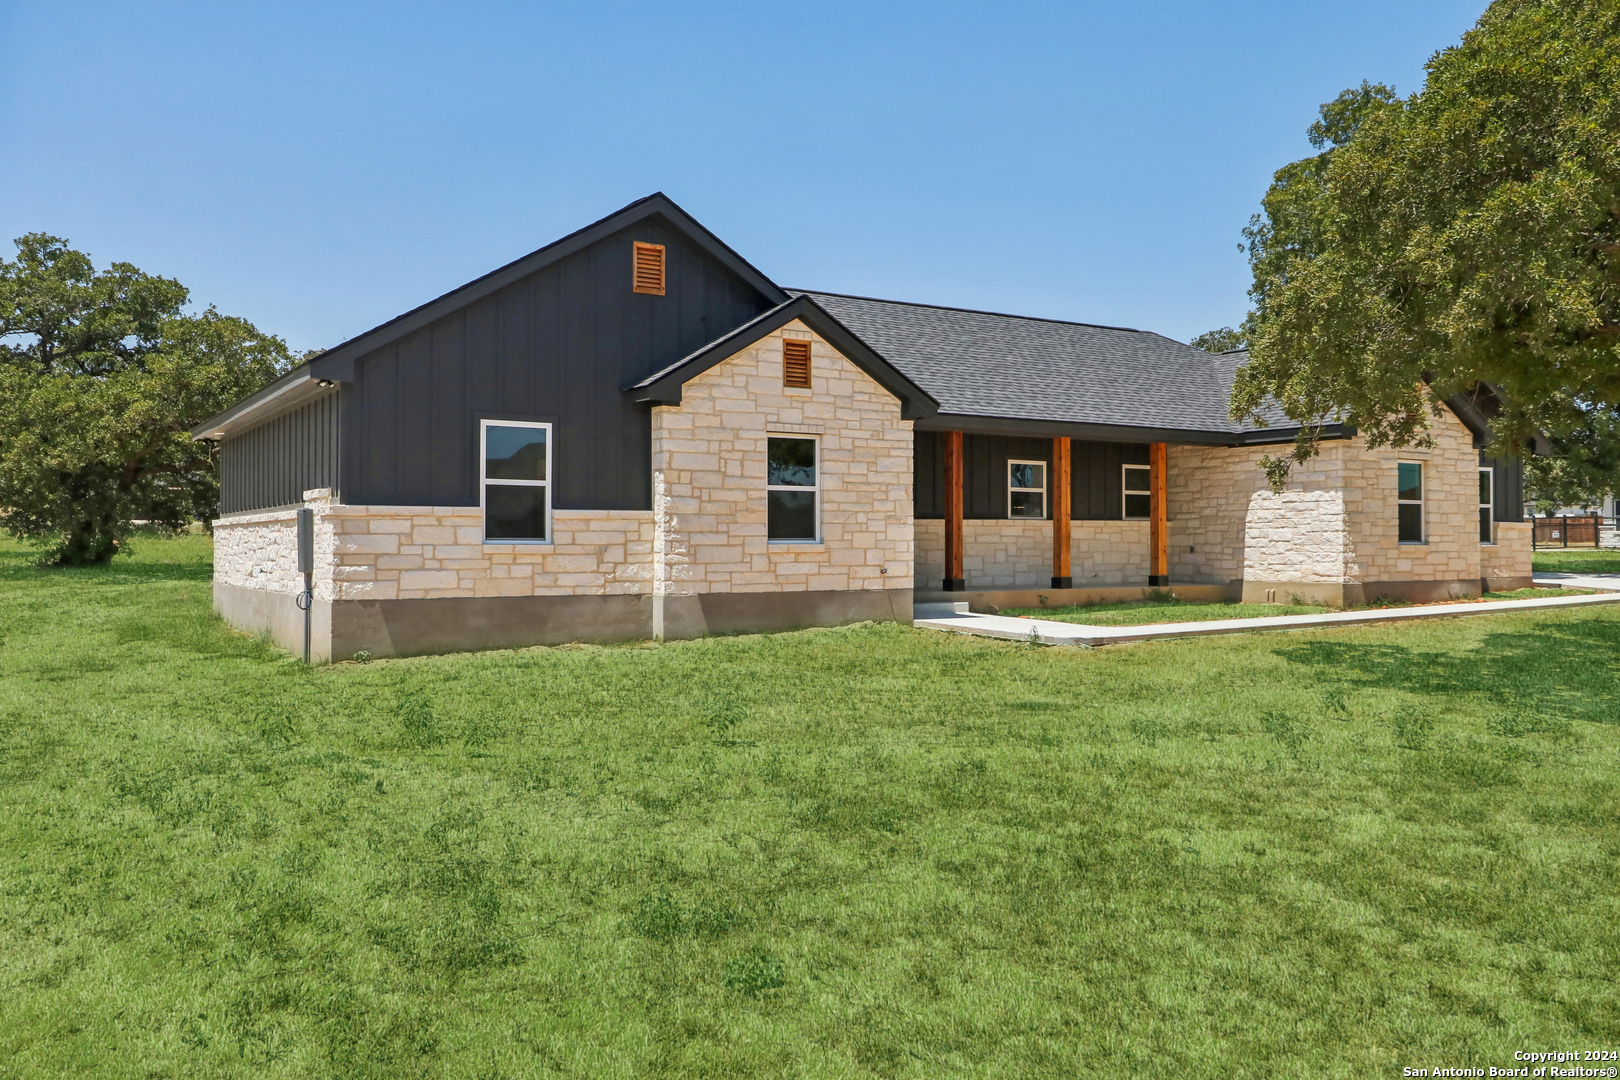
[219,391,340,514]
[1480,452,1526,522]
[340,217,775,511]
[914,432,1149,520]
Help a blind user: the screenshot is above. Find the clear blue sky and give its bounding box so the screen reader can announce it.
[0,1,1485,353]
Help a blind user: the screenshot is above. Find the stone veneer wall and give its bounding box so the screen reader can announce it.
[1167,404,1528,596]
[324,506,653,600]
[914,519,1151,589]
[212,491,655,602]
[1242,491,1352,584]
[649,319,914,596]
[1481,522,1533,586]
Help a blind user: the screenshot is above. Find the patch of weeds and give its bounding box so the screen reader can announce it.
[1259,710,1310,756]
[1490,710,1574,741]
[277,839,323,876]
[937,756,991,809]
[867,805,902,833]
[632,890,743,942]
[690,898,743,940]
[421,892,524,975]
[723,946,785,999]
[461,715,497,750]
[251,705,302,746]
[1320,684,1352,719]
[631,787,677,815]
[1130,717,1168,748]
[1392,705,1435,750]
[704,702,746,739]
[352,650,372,664]
[395,689,442,749]
[759,752,787,784]
[632,890,687,941]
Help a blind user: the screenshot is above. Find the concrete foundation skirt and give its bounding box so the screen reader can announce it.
[217,582,914,660]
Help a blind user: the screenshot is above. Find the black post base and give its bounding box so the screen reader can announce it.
[1147,574,1169,587]
[1050,577,1072,589]
[943,578,966,592]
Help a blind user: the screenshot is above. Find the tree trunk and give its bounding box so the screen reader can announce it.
[49,514,122,566]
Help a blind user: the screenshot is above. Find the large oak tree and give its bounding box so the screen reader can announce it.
[1233,0,1620,485]
[0,234,292,565]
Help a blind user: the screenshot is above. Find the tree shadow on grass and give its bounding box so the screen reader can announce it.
[1271,615,1620,726]
[0,547,211,585]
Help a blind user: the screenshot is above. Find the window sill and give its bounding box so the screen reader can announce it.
[483,539,554,548]
[1398,541,1427,546]
[769,541,824,551]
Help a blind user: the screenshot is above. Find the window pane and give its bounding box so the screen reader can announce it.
[1010,490,1045,518]
[768,490,816,540]
[1398,462,1422,502]
[1009,462,1044,490]
[1124,493,1151,519]
[485,484,548,540]
[486,425,547,481]
[1398,502,1423,543]
[1124,466,1151,494]
[767,438,816,486]
[1480,507,1493,543]
[1479,469,1492,505]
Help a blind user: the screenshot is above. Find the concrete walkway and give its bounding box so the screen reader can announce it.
[913,584,1620,647]
[1532,571,1620,592]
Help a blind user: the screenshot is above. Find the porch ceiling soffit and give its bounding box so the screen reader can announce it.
[913,412,1355,447]
[626,294,940,421]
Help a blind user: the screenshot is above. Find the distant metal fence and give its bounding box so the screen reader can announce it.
[1532,514,1603,548]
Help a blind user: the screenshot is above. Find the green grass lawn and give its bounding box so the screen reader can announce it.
[2,533,1619,1078]
[1003,588,1589,626]
[1533,547,1620,575]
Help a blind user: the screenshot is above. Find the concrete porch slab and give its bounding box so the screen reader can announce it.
[912,582,1238,614]
[913,589,1620,647]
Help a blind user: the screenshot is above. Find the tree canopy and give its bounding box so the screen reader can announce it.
[1190,327,1249,353]
[0,234,292,565]
[1233,0,1620,479]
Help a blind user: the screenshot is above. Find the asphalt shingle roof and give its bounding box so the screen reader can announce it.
[792,291,1272,435]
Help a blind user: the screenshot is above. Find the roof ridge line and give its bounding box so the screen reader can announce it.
[787,288,1141,334]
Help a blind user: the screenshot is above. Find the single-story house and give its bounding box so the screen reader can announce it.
[194,193,1534,660]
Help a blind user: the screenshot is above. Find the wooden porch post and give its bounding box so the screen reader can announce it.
[1051,436,1072,588]
[1149,441,1169,586]
[944,430,965,591]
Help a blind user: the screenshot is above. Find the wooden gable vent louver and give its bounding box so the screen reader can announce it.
[632,242,666,295]
[782,339,812,388]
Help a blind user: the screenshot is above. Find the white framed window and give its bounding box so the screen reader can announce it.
[1008,460,1046,519]
[1479,467,1494,544]
[481,420,551,543]
[1123,464,1152,520]
[1398,461,1424,543]
[768,435,818,542]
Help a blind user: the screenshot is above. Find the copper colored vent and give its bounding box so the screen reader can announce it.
[632,242,665,295]
[783,339,812,388]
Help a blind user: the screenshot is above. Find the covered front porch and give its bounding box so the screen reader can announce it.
[910,426,1234,611]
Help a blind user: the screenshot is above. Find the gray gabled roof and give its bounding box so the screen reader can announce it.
[791,291,1323,443]
[627,294,938,420]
